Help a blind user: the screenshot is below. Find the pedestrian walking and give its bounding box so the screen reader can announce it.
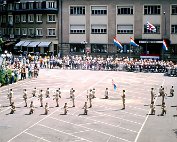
[23,89,28,107]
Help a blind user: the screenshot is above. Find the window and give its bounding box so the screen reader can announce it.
[2,15,6,23]
[22,3,26,9]
[144,5,161,15]
[8,15,13,25]
[28,14,34,22]
[172,5,177,15]
[91,44,107,53]
[21,28,27,35]
[8,28,13,35]
[117,6,133,15]
[47,14,56,22]
[70,6,85,15]
[15,3,20,10]
[36,28,43,36]
[8,3,13,10]
[91,6,107,15]
[36,14,42,22]
[47,1,56,9]
[91,25,107,34]
[28,2,33,10]
[15,15,20,23]
[144,24,160,34]
[171,25,177,34]
[117,25,133,34]
[70,25,85,34]
[28,28,34,36]
[36,2,42,9]
[2,28,6,35]
[15,28,20,36]
[21,15,26,22]
[70,44,85,53]
[47,28,56,36]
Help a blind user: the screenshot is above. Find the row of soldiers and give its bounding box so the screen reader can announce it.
[149,86,175,116]
[7,87,126,115]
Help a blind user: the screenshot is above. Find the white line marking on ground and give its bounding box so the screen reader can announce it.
[134,79,165,142]
[37,124,92,142]
[106,136,112,142]
[49,116,133,142]
[70,129,91,134]
[24,132,51,142]
[7,72,112,142]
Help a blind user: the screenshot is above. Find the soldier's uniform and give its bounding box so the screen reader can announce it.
[161,102,167,116]
[29,101,34,114]
[10,102,16,114]
[53,90,61,107]
[32,87,37,97]
[170,86,174,97]
[105,88,109,99]
[83,102,88,115]
[70,88,74,98]
[88,89,93,108]
[150,101,155,115]
[23,89,28,107]
[8,89,13,106]
[92,88,96,98]
[38,90,43,107]
[161,88,166,105]
[45,88,50,98]
[121,90,126,109]
[64,103,68,115]
[71,90,75,107]
[44,103,49,115]
[150,88,155,104]
[159,86,163,96]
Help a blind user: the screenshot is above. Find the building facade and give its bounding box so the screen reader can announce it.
[0,0,177,60]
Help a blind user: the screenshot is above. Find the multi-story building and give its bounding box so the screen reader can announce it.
[0,0,177,60]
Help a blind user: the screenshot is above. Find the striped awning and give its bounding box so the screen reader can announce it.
[38,42,51,47]
[27,42,41,47]
[15,41,26,47]
[21,41,31,47]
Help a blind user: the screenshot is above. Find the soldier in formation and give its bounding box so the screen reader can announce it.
[10,102,16,114]
[170,86,174,97]
[53,89,61,107]
[45,88,50,98]
[23,89,28,107]
[71,89,75,107]
[44,102,49,115]
[29,101,34,114]
[150,101,155,115]
[121,90,126,110]
[7,89,13,106]
[38,90,43,107]
[150,88,155,104]
[32,87,37,97]
[83,102,88,115]
[161,102,167,116]
[63,103,68,115]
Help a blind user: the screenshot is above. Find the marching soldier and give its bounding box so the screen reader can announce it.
[64,103,68,115]
[70,88,74,98]
[53,90,61,107]
[150,88,155,104]
[10,102,16,114]
[105,88,109,99]
[88,89,93,108]
[161,88,166,105]
[121,90,126,110]
[45,88,50,98]
[83,102,88,115]
[92,88,96,98]
[38,90,43,107]
[161,102,167,116]
[32,87,37,97]
[159,86,163,96]
[23,89,28,107]
[150,101,155,115]
[44,102,49,115]
[170,86,174,97]
[29,101,34,114]
[71,90,75,107]
[7,89,13,106]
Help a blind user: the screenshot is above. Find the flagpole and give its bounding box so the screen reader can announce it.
[129,43,131,61]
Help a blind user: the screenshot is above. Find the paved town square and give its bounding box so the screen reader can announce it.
[0,69,177,142]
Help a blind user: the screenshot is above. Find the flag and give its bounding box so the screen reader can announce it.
[162,40,168,51]
[113,36,123,49]
[112,79,117,92]
[130,38,139,47]
[147,21,156,32]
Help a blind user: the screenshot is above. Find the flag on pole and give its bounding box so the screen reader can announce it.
[112,79,117,92]
[147,21,156,32]
[113,36,123,49]
[162,39,168,51]
[130,37,139,47]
